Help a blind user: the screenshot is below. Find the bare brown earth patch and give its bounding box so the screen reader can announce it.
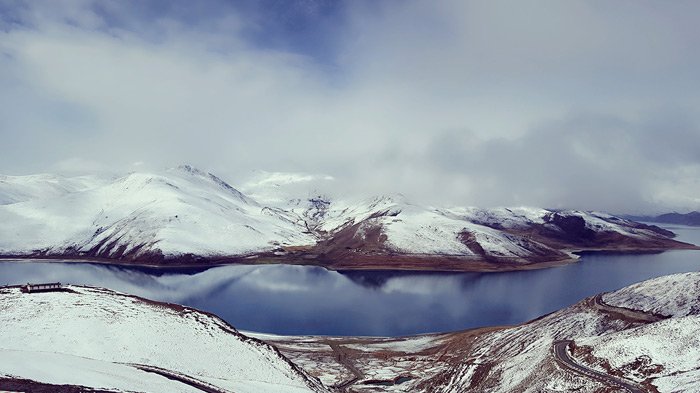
[256,325,507,392]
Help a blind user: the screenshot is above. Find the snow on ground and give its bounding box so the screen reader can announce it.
[442,206,549,229]
[302,194,402,234]
[654,369,700,393]
[0,166,315,258]
[0,173,107,205]
[0,286,327,393]
[249,333,431,359]
[343,335,440,353]
[578,315,700,388]
[247,331,458,392]
[432,299,629,392]
[379,205,561,259]
[312,197,558,259]
[433,273,700,393]
[603,272,700,317]
[564,210,658,239]
[0,349,201,392]
[3,271,700,392]
[380,206,475,256]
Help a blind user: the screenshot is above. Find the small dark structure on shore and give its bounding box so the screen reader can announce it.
[20,282,62,293]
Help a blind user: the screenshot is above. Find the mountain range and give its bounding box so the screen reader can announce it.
[0,165,695,271]
[625,211,700,227]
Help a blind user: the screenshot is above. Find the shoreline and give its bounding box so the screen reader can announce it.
[1,242,698,273]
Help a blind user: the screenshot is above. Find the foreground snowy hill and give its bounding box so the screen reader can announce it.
[0,285,328,393]
[0,166,694,271]
[420,272,700,392]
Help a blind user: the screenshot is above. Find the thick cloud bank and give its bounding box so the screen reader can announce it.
[1,0,699,213]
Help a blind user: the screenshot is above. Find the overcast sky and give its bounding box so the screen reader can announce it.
[1,0,699,214]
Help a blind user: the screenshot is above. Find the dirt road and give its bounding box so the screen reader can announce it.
[592,293,666,323]
[328,343,363,390]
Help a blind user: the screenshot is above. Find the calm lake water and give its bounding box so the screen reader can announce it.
[2,225,699,336]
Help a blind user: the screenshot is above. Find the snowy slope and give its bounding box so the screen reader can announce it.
[578,315,700,390]
[0,173,106,205]
[337,202,556,258]
[603,272,700,317]
[0,349,202,392]
[574,273,700,392]
[0,285,328,393]
[0,166,315,259]
[305,195,680,263]
[430,298,622,392]
[429,273,700,393]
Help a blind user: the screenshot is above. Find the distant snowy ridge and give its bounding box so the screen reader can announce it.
[0,166,693,270]
[0,173,108,205]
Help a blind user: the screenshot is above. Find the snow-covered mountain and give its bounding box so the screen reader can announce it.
[0,285,328,393]
[0,166,315,261]
[0,166,694,271]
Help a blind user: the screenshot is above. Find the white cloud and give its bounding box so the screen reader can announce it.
[1,0,699,213]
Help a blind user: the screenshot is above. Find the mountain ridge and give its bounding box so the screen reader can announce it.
[624,211,700,227]
[0,166,696,272]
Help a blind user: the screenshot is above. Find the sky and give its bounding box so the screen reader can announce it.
[1,0,699,214]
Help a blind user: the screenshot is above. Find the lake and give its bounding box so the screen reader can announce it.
[1,225,699,336]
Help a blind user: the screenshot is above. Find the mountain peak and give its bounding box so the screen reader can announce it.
[174,164,206,176]
[170,165,252,204]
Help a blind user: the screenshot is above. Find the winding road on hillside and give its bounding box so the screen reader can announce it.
[552,340,644,393]
[550,292,665,393]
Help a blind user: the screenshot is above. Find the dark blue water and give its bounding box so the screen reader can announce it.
[1,225,699,336]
